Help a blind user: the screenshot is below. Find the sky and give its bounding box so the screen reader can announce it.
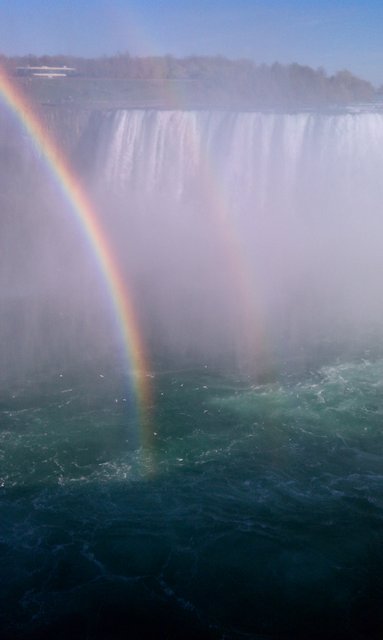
[1,0,383,85]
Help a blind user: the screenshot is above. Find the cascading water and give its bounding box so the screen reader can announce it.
[3,108,383,375]
[89,109,383,371]
[1,107,383,639]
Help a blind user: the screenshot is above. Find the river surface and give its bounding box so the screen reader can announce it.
[1,357,383,639]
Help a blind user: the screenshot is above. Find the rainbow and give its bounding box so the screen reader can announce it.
[0,67,152,429]
[164,109,268,367]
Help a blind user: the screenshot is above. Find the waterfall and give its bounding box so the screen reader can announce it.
[89,110,383,369]
[2,107,383,378]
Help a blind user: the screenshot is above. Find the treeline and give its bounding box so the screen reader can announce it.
[1,53,375,105]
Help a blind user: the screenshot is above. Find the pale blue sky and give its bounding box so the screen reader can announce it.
[1,0,383,85]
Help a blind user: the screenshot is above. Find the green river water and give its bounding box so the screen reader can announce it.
[1,357,383,639]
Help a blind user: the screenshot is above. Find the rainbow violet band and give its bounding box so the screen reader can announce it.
[0,66,151,428]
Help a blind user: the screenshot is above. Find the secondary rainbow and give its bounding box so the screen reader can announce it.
[0,67,151,426]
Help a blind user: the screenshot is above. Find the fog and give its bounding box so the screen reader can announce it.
[2,106,383,382]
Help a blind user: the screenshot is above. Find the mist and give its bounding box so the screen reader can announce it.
[2,105,383,381]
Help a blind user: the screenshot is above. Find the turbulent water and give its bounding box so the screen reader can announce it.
[1,359,383,639]
[1,108,383,638]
